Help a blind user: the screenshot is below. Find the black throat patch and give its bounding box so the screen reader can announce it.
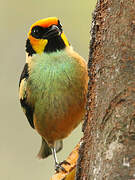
[25,36,66,56]
[44,36,66,53]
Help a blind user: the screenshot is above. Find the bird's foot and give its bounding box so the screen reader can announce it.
[55,160,70,173]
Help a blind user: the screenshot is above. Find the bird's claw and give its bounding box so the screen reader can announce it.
[59,160,70,166]
[55,160,70,173]
[55,163,67,173]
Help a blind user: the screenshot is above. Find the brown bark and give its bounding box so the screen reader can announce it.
[76,0,135,179]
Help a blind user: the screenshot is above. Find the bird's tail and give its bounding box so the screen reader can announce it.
[37,138,63,159]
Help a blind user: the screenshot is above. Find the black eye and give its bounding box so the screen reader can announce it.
[31,26,44,39]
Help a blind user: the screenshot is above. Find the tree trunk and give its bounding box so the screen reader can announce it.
[76,0,135,179]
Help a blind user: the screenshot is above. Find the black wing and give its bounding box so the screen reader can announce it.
[19,63,34,129]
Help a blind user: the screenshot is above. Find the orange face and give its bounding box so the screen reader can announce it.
[27,17,58,54]
[27,17,69,54]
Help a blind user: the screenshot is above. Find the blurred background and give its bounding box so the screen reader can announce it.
[1,0,96,179]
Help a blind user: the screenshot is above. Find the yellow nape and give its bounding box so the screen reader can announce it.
[61,32,70,47]
[28,17,59,36]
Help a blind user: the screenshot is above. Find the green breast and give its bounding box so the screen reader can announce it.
[28,49,86,120]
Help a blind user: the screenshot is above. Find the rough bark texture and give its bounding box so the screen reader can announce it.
[76,0,135,179]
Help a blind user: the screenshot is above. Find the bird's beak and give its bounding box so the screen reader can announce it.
[43,25,61,39]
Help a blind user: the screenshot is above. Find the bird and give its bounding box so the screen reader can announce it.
[19,17,88,172]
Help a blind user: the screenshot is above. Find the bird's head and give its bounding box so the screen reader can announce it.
[26,17,70,56]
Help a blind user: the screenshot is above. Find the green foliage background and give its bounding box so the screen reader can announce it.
[0,0,96,179]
